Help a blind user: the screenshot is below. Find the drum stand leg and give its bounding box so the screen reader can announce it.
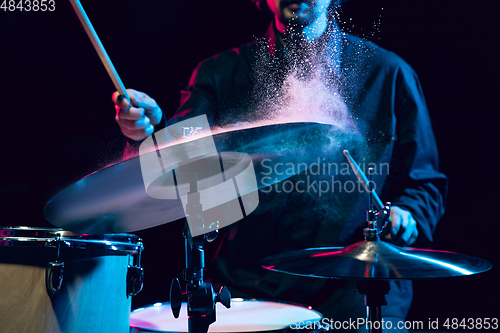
[170,171,231,333]
[356,281,390,333]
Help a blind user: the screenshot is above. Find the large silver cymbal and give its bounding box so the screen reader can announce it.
[260,240,492,280]
[44,122,355,234]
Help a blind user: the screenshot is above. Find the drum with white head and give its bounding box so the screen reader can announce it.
[130,299,323,333]
[0,226,143,333]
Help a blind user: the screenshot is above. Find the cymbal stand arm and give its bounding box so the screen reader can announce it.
[364,168,379,241]
[170,171,230,333]
[364,168,391,241]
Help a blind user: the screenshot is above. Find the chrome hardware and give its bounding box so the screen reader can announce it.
[170,278,183,318]
[205,221,219,243]
[46,261,64,297]
[46,233,64,297]
[363,168,391,241]
[127,238,144,297]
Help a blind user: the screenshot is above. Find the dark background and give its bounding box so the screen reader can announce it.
[1,0,498,327]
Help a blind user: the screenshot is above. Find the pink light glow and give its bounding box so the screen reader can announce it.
[310,250,343,257]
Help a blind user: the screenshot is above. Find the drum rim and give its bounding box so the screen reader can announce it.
[130,298,323,333]
[0,226,140,253]
[132,298,321,314]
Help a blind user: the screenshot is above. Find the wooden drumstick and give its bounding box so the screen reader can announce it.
[69,0,130,101]
[343,149,384,210]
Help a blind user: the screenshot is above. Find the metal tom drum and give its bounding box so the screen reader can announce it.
[130,299,323,333]
[0,226,143,333]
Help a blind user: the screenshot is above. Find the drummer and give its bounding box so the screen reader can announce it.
[113,1,447,332]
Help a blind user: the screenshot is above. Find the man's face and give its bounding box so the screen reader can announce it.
[266,0,332,27]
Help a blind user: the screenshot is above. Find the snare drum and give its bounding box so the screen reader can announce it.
[0,226,143,333]
[130,299,323,333]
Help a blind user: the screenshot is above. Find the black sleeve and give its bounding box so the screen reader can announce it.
[168,60,218,125]
[384,63,448,245]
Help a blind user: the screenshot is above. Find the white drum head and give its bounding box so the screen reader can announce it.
[130,299,322,332]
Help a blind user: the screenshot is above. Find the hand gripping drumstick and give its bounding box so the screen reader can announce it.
[342,149,384,211]
[69,0,130,101]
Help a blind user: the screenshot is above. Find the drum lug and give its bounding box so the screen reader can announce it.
[127,238,144,297]
[46,261,65,298]
[46,232,65,298]
[127,265,144,296]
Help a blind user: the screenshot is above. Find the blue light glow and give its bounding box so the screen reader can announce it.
[399,252,473,275]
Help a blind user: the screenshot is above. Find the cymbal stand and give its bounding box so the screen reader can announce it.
[356,168,392,333]
[170,168,231,333]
